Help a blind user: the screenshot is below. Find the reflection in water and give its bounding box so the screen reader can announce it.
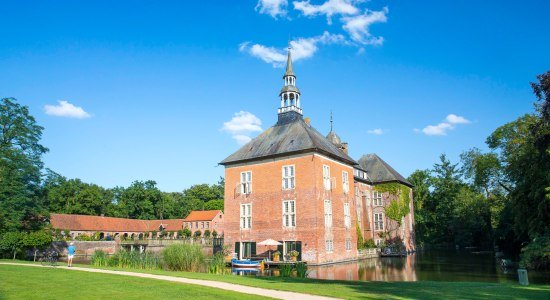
[306,250,549,284]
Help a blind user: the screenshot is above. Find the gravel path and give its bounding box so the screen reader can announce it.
[0,262,340,300]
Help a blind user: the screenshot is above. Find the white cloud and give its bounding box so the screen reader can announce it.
[44,100,91,119]
[221,111,263,145]
[446,114,470,124]
[256,0,288,18]
[240,31,346,66]
[342,7,388,45]
[367,128,384,135]
[421,114,470,136]
[293,0,359,24]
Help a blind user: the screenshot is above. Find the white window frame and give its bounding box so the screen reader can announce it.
[373,190,383,206]
[374,212,384,231]
[345,238,352,251]
[241,171,252,194]
[282,165,295,190]
[325,239,334,252]
[342,171,349,193]
[282,200,296,228]
[323,165,331,190]
[344,203,351,229]
[324,199,333,228]
[240,203,252,229]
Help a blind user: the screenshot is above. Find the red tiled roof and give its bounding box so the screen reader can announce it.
[183,210,222,222]
[50,213,185,232]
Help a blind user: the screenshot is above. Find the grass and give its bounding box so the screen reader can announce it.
[0,264,262,300]
[2,260,549,299]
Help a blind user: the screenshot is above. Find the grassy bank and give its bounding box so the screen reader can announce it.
[3,260,548,299]
[0,264,262,300]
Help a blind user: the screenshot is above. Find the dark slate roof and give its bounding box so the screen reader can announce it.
[358,153,412,187]
[280,85,300,94]
[220,112,357,166]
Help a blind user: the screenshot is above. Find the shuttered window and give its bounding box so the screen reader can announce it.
[282,200,296,228]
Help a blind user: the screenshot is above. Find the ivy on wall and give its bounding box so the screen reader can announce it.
[374,183,411,226]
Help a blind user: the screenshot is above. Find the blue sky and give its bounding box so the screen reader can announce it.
[1,1,549,191]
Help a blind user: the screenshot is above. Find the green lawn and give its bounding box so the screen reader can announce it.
[2,261,549,300]
[0,264,263,300]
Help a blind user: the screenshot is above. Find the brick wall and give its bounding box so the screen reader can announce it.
[224,152,358,264]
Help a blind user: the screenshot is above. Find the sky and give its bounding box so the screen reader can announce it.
[1,1,549,192]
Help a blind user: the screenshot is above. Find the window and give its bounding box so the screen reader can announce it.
[344,203,351,228]
[240,204,252,229]
[373,191,383,206]
[241,171,252,194]
[374,212,384,231]
[282,165,295,190]
[282,200,296,228]
[375,239,382,246]
[342,171,349,193]
[323,165,331,190]
[325,240,334,252]
[345,238,352,250]
[324,200,333,228]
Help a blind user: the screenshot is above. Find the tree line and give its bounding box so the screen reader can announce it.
[408,71,549,270]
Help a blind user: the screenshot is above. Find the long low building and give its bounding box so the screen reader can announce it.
[51,210,223,240]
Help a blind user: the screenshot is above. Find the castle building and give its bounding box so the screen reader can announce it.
[220,50,415,265]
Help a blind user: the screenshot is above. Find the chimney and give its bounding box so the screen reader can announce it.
[341,142,348,154]
[304,117,311,126]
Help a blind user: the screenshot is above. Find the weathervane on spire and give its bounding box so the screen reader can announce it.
[330,111,333,132]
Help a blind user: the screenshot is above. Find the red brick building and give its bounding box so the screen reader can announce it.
[220,51,415,265]
[183,210,224,236]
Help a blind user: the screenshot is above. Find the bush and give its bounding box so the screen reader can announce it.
[520,235,550,270]
[279,263,293,277]
[162,244,204,272]
[91,250,108,267]
[0,232,24,259]
[212,230,218,238]
[107,249,160,269]
[207,252,226,274]
[193,230,201,238]
[204,230,211,238]
[182,228,192,238]
[363,239,377,249]
[295,262,308,278]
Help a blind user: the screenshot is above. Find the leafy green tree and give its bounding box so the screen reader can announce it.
[23,231,53,261]
[193,230,201,237]
[115,180,163,219]
[0,98,48,233]
[407,170,431,244]
[182,228,192,238]
[0,232,25,259]
[46,177,113,216]
[203,229,211,238]
[204,199,224,211]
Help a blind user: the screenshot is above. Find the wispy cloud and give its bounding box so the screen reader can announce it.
[240,31,346,66]
[221,111,263,145]
[341,7,388,45]
[293,0,359,24]
[421,114,470,136]
[367,128,384,135]
[44,100,91,119]
[256,0,288,19]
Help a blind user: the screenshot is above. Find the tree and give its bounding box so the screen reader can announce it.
[46,177,113,216]
[203,229,211,238]
[193,230,201,237]
[0,98,48,233]
[0,232,25,259]
[407,170,431,244]
[115,180,163,219]
[204,200,224,211]
[23,231,52,261]
[182,228,192,238]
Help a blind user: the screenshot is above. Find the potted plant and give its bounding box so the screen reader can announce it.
[289,250,299,261]
[273,250,281,262]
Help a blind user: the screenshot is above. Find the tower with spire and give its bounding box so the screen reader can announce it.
[278,48,302,116]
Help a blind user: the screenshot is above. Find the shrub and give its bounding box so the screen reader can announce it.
[363,239,377,249]
[204,230,211,238]
[212,230,218,238]
[295,262,308,278]
[279,263,293,277]
[356,222,364,249]
[182,228,192,238]
[207,252,226,274]
[162,244,204,272]
[107,249,160,269]
[520,235,550,270]
[91,250,108,267]
[193,230,202,238]
[151,231,157,239]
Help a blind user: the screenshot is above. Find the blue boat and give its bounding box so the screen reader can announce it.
[231,258,262,268]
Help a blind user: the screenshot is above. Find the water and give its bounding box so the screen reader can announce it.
[234,250,550,284]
